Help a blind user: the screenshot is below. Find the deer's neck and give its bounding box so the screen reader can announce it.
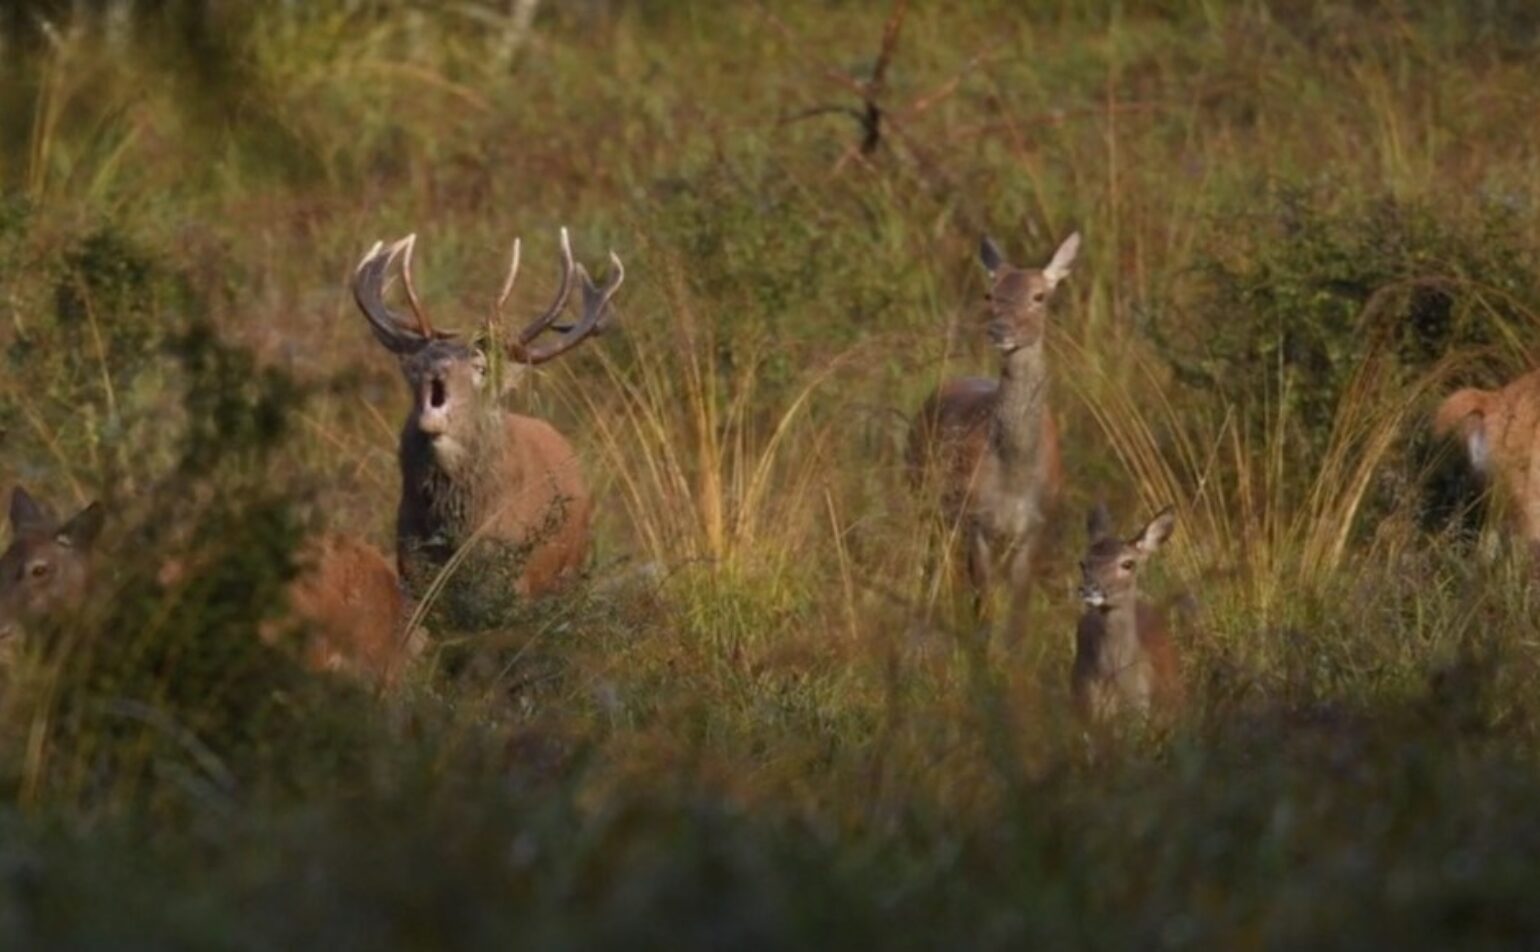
[403,410,507,532]
[992,343,1048,465]
[1092,599,1143,673]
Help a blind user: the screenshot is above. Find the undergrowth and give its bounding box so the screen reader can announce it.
[2,0,1540,946]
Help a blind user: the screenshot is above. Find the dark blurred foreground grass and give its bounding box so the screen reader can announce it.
[4,0,1540,946]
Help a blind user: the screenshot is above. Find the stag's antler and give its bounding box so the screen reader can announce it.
[507,248,624,366]
[352,234,453,354]
[491,227,580,345]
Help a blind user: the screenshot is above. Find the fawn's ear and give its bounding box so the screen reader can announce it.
[1042,231,1081,288]
[57,502,104,550]
[9,487,55,535]
[1133,506,1176,556]
[979,236,1006,277]
[1086,501,1113,543]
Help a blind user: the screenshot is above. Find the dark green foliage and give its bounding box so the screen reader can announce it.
[13,323,324,812]
[1150,186,1539,533]
[8,1,1540,947]
[169,321,302,473]
[1157,187,1537,450]
[53,227,174,368]
[1,219,197,489]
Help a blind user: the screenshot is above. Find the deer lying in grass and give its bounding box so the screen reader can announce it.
[907,231,1079,627]
[351,230,623,608]
[1434,369,1540,559]
[0,487,420,687]
[282,533,422,687]
[1072,504,1182,724]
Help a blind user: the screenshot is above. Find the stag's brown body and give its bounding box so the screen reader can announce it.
[1435,368,1540,552]
[397,411,592,599]
[907,232,1078,627]
[352,230,623,611]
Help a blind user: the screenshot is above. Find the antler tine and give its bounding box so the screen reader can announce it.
[515,226,576,345]
[398,233,436,339]
[594,250,625,330]
[352,237,432,355]
[494,237,522,315]
[509,251,625,366]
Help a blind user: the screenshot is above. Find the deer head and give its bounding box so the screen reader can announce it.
[351,229,624,461]
[0,487,104,640]
[977,231,1080,352]
[1078,503,1175,611]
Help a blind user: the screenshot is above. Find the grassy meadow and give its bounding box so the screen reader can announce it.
[6,0,1540,945]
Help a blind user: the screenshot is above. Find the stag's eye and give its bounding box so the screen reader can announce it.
[1119,559,1136,571]
[28,563,50,579]
[1032,291,1047,303]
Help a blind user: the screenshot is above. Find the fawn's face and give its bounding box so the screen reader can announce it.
[979,231,1080,352]
[0,489,103,640]
[1078,505,1175,610]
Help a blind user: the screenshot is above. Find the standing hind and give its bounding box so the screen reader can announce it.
[907,231,1079,636]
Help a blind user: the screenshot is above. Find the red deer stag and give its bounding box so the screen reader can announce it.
[351,230,623,615]
[907,231,1079,632]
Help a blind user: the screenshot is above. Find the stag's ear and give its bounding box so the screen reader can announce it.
[9,487,55,535]
[1132,507,1176,556]
[979,236,1006,277]
[1086,501,1113,543]
[494,354,531,398]
[1043,231,1081,288]
[56,502,104,550]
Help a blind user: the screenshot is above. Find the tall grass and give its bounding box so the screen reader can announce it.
[4,0,1540,945]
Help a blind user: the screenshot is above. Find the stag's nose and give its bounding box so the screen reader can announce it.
[1079,583,1107,608]
[416,377,452,436]
[987,320,1013,347]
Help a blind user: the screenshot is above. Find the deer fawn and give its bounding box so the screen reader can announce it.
[0,487,103,645]
[0,486,420,686]
[907,231,1079,628]
[1072,503,1182,724]
[1434,368,1540,559]
[351,230,623,612]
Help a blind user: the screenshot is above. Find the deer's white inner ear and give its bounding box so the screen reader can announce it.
[1467,426,1491,474]
[1043,232,1081,287]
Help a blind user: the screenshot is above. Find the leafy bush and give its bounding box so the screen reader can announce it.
[1157,186,1536,445]
[1150,186,1540,532]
